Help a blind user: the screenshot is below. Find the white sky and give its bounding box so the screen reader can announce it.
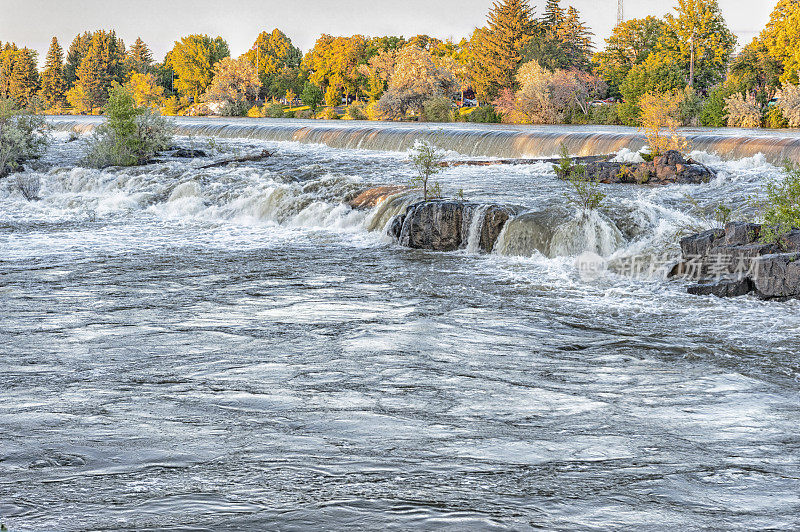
[0,0,776,66]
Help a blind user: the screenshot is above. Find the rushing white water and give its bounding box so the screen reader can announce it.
[2,125,799,531]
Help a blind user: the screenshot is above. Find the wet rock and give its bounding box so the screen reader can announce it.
[679,221,800,299]
[680,228,725,258]
[389,214,404,241]
[349,186,409,209]
[723,221,762,246]
[481,206,513,253]
[172,148,208,158]
[399,201,467,251]
[583,150,713,185]
[688,278,754,298]
[753,252,800,299]
[393,200,512,252]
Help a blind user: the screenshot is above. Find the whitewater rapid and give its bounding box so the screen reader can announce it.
[2,126,799,531]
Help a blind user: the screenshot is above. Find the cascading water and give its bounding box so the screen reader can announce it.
[48,116,800,165]
[465,204,490,253]
[3,126,800,531]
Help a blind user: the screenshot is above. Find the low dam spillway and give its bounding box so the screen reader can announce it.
[48,116,800,165]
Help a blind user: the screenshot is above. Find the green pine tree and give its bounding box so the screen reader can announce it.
[41,36,66,107]
[128,37,154,74]
[64,32,92,90]
[471,0,536,102]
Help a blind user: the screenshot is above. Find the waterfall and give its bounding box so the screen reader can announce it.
[47,117,800,164]
[465,204,490,253]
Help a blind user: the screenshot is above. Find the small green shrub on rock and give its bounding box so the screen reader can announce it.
[83,84,173,168]
[554,144,605,213]
[409,139,445,200]
[755,162,800,244]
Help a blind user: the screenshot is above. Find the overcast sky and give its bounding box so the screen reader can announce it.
[0,0,776,66]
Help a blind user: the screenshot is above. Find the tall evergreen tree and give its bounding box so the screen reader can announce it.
[64,32,92,90]
[41,37,66,106]
[561,6,593,69]
[542,0,566,27]
[69,30,128,109]
[0,44,39,107]
[471,0,536,102]
[128,37,153,74]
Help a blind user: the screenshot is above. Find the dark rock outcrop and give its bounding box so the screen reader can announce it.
[172,148,208,158]
[389,200,513,253]
[753,253,800,299]
[582,151,714,185]
[480,205,512,253]
[675,221,800,299]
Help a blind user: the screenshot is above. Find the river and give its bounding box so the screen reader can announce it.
[1,118,798,530]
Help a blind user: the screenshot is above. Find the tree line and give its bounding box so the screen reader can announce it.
[2,0,800,128]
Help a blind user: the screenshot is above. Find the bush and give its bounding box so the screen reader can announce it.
[161,96,180,116]
[765,106,788,128]
[422,97,454,122]
[777,83,800,127]
[678,88,703,126]
[554,144,606,213]
[464,105,501,123]
[725,93,762,128]
[0,98,49,177]
[218,100,249,117]
[296,109,313,119]
[755,162,800,245]
[699,85,730,127]
[588,104,621,125]
[345,103,367,120]
[83,84,173,168]
[616,100,639,127]
[263,103,285,118]
[319,107,340,120]
[247,105,264,118]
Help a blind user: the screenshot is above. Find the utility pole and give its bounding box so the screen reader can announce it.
[617,0,624,25]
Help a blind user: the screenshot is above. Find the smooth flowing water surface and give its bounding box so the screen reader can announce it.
[1,120,799,531]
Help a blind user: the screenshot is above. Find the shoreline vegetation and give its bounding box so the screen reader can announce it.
[0,0,799,130]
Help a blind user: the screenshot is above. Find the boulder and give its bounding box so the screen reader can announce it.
[679,221,800,299]
[753,252,800,299]
[688,277,754,298]
[392,201,512,253]
[398,201,466,251]
[481,206,513,253]
[172,148,208,158]
[583,150,714,185]
[680,228,725,258]
[723,221,762,246]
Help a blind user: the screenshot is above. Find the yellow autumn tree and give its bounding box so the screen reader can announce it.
[126,72,164,108]
[638,90,689,155]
